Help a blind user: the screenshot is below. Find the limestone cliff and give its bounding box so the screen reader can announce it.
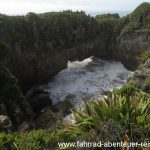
[115,31,150,70]
[0,11,99,91]
[0,65,34,130]
[129,58,150,92]
[0,3,149,91]
[0,2,149,131]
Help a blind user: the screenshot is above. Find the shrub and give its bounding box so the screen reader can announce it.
[120,2,150,35]
[112,83,138,95]
[0,130,61,150]
[143,50,150,62]
[0,92,149,149]
[130,2,150,30]
[95,13,119,22]
[73,93,150,143]
[120,23,134,35]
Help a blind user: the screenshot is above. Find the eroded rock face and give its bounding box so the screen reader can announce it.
[0,65,34,130]
[53,100,73,115]
[0,11,99,92]
[7,50,68,92]
[129,59,150,92]
[27,89,53,113]
[0,9,150,92]
[0,4,149,131]
[114,32,150,70]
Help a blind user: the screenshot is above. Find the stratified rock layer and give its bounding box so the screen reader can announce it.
[0,2,150,130]
[0,65,34,130]
[129,59,150,92]
[0,5,150,91]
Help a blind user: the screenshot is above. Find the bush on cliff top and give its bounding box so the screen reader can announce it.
[121,2,150,35]
[0,10,99,54]
[95,13,119,22]
[143,50,150,62]
[130,2,150,30]
[112,83,139,95]
[95,13,121,53]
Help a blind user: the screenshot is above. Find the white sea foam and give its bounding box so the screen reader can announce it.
[43,56,133,108]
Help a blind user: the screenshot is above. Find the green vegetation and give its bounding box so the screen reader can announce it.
[0,89,149,149]
[143,50,150,62]
[0,3,149,54]
[112,83,139,95]
[130,2,150,30]
[95,13,120,37]
[95,13,119,22]
[95,13,121,56]
[73,92,150,142]
[0,2,150,150]
[0,130,59,150]
[0,124,82,150]
[120,2,150,35]
[136,49,150,66]
[0,10,98,56]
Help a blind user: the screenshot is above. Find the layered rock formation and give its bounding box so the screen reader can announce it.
[114,2,150,69]
[129,58,150,92]
[0,2,150,130]
[0,11,99,91]
[115,31,150,70]
[0,3,149,92]
[0,65,34,130]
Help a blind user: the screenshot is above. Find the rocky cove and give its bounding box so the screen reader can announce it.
[0,2,150,131]
[42,57,132,106]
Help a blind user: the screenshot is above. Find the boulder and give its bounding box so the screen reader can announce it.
[0,115,12,132]
[18,121,35,133]
[34,109,55,129]
[27,89,53,113]
[53,100,73,115]
[0,115,10,126]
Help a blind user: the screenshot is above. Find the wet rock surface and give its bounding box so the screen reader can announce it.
[53,100,73,115]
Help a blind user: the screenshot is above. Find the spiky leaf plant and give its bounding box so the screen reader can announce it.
[73,93,150,143]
